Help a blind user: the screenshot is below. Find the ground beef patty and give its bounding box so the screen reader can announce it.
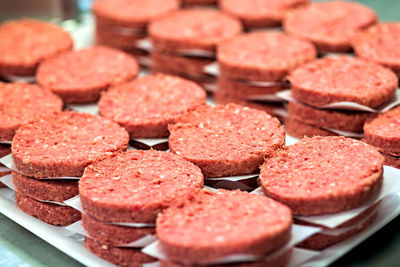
[283,1,377,52]
[352,23,400,76]
[98,74,206,139]
[169,104,285,177]
[12,112,129,178]
[15,192,80,226]
[12,171,78,202]
[157,189,292,265]
[0,19,73,76]
[81,214,155,246]
[287,101,372,133]
[0,83,63,141]
[218,31,316,82]
[288,57,398,108]
[149,9,242,52]
[37,46,139,104]
[79,150,204,223]
[259,136,384,216]
[284,117,337,139]
[381,153,400,169]
[364,106,400,155]
[220,0,308,29]
[84,238,155,267]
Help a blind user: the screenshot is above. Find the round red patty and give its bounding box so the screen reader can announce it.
[283,1,377,52]
[289,57,398,108]
[84,238,155,267]
[220,0,308,28]
[157,189,292,265]
[381,153,400,169]
[12,112,129,178]
[79,150,204,223]
[99,74,206,139]
[37,46,139,104]
[12,171,78,202]
[288,101,372,133]
[364,106,400,154]
[284,117,337,139]
[0,83,63,141]
[0,19,73,76]
[82,214,155,246]
[353,23,400,76]
[259,136,384,216]
[149,9,242,52]
[15,192,81,226]
[169,104,285,177]
[218,31,316,82]
[93,0,180,28]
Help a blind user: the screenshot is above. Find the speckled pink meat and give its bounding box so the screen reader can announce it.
[220,0,308,28]
[259,136,384,216]
[157,189,292,265]
[169,104,285,177]
[283,1,377,52]
[98,74,206,138]
[0,83,63,141]
[37,46,139,104]
[0,19,73,76]
[79,150,204,223]
[353,23,400,76]
[288,57,398,108]
[284,118,337,139]
[218,31,316,82]
[149,9,242,52]
[12,112,129,178]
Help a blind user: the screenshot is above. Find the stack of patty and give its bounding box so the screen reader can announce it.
[285,57,398,139]
[215,31,316,117]
[259,136,384,250]
[92,0,180,65]
[11,112,129,226]
[364,106,400,169]
[149,9,242,88]
[79,150,204,267]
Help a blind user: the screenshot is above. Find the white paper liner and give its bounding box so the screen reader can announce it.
[142,224,321,265]
[246,94,284,102]
[0,141,12,145]
[277,89,400,113]
[206,173,259,181]
[0,154,80,180]
[67,103,99,115]
[322,127,364,138]
[64,195,155,228]
[285,134,300,146]
[66,220,156,248]
[134,138,169,147]
[0,74,36,83]
[0,166,10,172]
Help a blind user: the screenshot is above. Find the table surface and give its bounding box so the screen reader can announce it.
[0,0,399,266]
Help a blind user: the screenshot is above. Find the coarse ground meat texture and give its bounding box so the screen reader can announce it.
[217,76,286,99]
[15,192,81,226]
[99,74,206,139]
[157,189,292,265]
[168,104,285,177]
[12,171,78,202]
[84,238,155,267]
[352,23,400,77]
[159,248,292,267]
[220,0,308,29]
[12,112,129,178]
[259,136,384,216]
[149,9,242,52]
[36,46,139,104]
[81,214,155,246]
[218,31,316,82]
[297,212,377,250]
[283,1,377,52]
[93,0,180,29]
[151,51,214,77]
[283,118,337,139]
[288,101,372,133]
[0,19,73,76]
[79,150,204,223]
[0,83,63,141]
[288,57,398,108]
[364,106,400,154]
[381,153,400,169]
